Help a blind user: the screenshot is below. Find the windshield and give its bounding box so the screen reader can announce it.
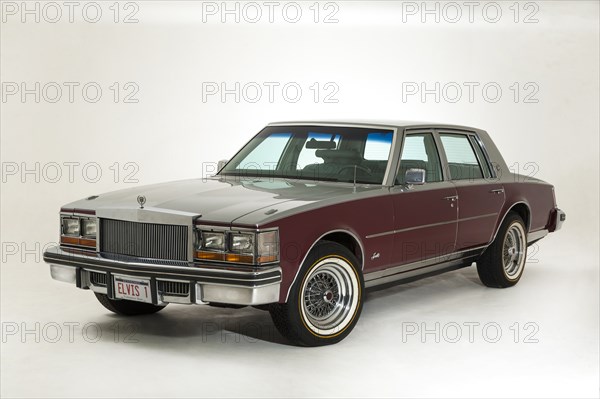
[220,125,394,184]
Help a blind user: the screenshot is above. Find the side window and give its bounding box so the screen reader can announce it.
[235,132,292,170]
[439,134,484,180]
[364,132,393,161]
[396,133,442,184]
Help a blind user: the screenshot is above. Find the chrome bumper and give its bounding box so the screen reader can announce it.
[44,246,282,306]
[553,208,566,231]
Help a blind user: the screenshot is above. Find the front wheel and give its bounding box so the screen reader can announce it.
[270,241,364,346]
[477,212,527,288]
[94,293,167,316]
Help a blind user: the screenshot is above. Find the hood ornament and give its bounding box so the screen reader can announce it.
[137,195,146,209]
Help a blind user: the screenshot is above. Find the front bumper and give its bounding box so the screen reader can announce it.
[44,246,282,306]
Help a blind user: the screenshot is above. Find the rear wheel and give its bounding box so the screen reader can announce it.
[94,293,166,316]
[477,212,527,288]
[270,241,364,346]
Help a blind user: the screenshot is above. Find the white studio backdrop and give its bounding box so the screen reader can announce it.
[1,1,599,398]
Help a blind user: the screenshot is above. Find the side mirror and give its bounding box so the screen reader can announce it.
[405,168,426,185]
[217,159,228,172]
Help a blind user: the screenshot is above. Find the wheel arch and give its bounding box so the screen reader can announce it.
[509,202,531,232]
[490,201,532,245]
[284,229,365,302]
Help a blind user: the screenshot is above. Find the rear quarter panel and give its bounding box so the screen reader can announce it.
[499,176,556,234]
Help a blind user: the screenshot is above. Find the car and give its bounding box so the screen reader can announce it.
[44,120,566,346]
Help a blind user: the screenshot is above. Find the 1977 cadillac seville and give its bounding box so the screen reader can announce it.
[44,120,565,346]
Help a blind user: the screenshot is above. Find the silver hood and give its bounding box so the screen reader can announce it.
[61,177,385,226]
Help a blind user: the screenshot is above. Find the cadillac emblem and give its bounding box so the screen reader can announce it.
[137,195,146,209]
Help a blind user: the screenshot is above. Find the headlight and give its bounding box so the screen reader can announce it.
[231,233,254,254]
[61,218,80,236]
[60,214,97,250]
[81,219,97,237]
[194,227,279,265]
[202,231,226,251]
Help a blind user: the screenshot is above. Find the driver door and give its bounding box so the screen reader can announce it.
[389,131,458,267]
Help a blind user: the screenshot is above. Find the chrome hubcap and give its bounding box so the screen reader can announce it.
[301,259,357,333]
[305,271,341,319]
[503,223,525,279]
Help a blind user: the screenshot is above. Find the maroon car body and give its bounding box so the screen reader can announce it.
[44,120,565,346]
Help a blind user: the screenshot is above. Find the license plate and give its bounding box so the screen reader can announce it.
[114,276,152,304]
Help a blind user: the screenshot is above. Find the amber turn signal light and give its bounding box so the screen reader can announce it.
[61,236,96,249]
[195,251,254,264]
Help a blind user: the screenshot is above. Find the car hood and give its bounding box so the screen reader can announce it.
[61,177,384,226]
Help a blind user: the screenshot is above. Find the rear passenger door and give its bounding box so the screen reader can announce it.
[437,131,505,250]
[389,131,458,266]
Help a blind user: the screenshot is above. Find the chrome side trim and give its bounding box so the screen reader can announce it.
[363,245,486,287]
[458,213,498,224]
[527,229,548,243]
[365,259,468,288]
[283,228,365,302]
[365,213,497,239]
[366,220,455,239]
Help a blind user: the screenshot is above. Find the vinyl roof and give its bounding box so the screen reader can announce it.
[268,119,482,131]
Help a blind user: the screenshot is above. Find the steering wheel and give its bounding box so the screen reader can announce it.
[338,165,372,176]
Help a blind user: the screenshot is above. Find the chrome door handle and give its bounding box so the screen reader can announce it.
[443,195,458,202]
[490,189,505,194]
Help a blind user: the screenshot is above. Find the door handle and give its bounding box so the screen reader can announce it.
[490,189,505,194]
[443,195,458,202]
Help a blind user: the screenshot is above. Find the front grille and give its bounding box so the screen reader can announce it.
[100,219,188,261]
[89,271,107,286]
[157,280,190,297]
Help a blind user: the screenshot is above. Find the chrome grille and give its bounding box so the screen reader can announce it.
[157,280,190,297]
[89,271,107,286]
[100,219,188,261]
